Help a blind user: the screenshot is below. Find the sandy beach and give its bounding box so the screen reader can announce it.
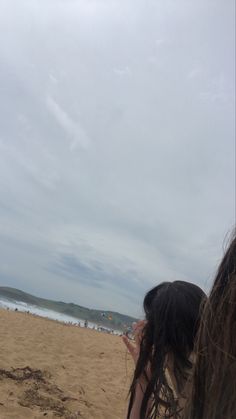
[0,309,133,418]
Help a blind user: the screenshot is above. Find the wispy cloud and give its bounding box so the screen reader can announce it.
[46,96,90,150]
[155,39,165,47]
[49,74,59,84]
[187,66,203,80]
[113,66,132,77]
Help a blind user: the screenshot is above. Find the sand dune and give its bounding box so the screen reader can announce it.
[0,309,133,418]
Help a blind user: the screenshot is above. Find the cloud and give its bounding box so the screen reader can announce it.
[0,0,234,316]
[187,67,203,80]
[113,66,132,77]
[47,251,146,296]
[46,96,90,150]
[155,39,165,47]
[49,74,59,84]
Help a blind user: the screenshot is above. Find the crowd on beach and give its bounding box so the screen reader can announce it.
[122,229,236,419]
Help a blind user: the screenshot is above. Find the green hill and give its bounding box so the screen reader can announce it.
[0,287,137,331]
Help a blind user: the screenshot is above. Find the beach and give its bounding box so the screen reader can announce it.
[0,309,133,418]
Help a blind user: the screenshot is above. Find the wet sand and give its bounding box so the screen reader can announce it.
[0,309,133,418]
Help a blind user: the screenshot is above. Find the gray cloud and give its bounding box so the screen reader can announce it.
[0,0,234,316]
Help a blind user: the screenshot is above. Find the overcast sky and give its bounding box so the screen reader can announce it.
[0,0,235,317]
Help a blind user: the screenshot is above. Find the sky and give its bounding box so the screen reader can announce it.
[0,0,235,317]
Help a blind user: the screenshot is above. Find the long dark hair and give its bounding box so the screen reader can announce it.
[184,231,236,419]
[127,281,206,419]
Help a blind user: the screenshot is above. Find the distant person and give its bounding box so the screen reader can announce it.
[123,281,206,419]
[184,231,236,419]
[84,319,88,328]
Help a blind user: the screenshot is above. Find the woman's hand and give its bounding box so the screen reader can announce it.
[122,320,146,364]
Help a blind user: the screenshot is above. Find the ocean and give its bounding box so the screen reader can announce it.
[0,297,97,329]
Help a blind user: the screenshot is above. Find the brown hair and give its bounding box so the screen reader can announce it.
[185,230,236,419]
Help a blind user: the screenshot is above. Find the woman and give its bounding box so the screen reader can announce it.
[123,280,206,418]
[184,231,236,419]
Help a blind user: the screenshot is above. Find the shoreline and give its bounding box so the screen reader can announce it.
[0,299,123,335]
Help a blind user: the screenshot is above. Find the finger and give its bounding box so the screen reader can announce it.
[134,321,147,344]
[122,335,134,350]
[122,335,135,356]
[132,322,137,331]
